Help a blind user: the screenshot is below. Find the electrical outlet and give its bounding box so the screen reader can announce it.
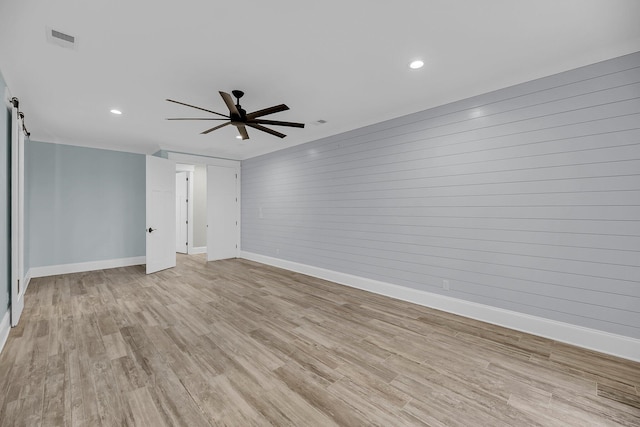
[443,279,450,290]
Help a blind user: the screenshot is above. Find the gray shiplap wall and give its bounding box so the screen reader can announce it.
[241,52,640,339]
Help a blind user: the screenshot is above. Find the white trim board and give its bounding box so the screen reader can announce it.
[167,152,240,168]
[29,256,146,278]
[175,163,195,172]
[240,251,640,363]
[0,310,9,355]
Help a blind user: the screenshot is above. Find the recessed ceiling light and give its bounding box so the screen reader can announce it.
[236,135,242,139]
[110,109,122,115]
[409,60,424,69]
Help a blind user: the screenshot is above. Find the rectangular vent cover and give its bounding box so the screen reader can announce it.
[46,27,78,50]
[51,29,74,43]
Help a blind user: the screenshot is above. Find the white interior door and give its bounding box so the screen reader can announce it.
[207,165,238,261]
[146,156,176,274]
[175,171,188,254]
[10,105,25,327]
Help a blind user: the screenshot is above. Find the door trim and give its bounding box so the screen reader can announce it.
[176,164,195,255]
[10,100,25,327]
[175,171,189,254]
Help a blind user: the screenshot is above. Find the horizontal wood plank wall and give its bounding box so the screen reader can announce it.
[241,52,640,339]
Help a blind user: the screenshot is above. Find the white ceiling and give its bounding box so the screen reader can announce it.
[1,1,639,160]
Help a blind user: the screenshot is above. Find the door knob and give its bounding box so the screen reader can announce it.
[148,227,156,233]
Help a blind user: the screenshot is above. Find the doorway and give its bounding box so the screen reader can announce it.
[168,153,240,261]
[175,163,208,255]
[175,171,188,254]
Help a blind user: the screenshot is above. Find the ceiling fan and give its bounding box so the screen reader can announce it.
[166,90,305,140]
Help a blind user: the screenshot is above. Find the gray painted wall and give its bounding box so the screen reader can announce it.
[26,141,145,268]
[193,164,207,248]
[0,71,9,318]
[242,51,640,339]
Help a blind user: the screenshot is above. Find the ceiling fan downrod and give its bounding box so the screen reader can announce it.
[232,90,244,107]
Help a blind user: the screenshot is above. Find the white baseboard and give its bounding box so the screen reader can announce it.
[0,310,10,355]
[29,256,146,278]
[240,251,640,363]
[190,247,206,255]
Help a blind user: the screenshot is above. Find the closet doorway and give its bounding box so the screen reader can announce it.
[173,155,239,260]
[175,163,209,255]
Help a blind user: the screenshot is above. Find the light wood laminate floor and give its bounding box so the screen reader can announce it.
[0,255,639,426]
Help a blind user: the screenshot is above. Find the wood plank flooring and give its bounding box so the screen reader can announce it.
[0,254,639,426]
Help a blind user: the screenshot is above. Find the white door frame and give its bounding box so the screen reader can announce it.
[175,171,189,254]
[9,97,25,327]
[186,170,195,254]
[176,164,195,254]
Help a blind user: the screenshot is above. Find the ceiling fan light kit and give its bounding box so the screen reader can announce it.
[166,90,305,140]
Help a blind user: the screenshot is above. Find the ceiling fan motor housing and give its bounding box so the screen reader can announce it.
[231,107,247,126]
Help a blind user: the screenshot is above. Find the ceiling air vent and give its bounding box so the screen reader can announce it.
[46,27,78,50]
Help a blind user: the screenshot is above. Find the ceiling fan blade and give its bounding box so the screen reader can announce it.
[246,104,289,119]
[166,99,229,118]
[201,121,231,134]
[246,123,287,138]
[219,91,240,116]
[238,125,250,140]
[166,118,228,120]
[249,119,305,128]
